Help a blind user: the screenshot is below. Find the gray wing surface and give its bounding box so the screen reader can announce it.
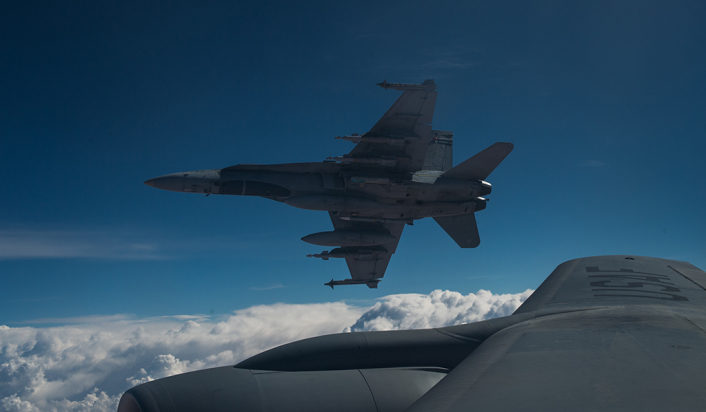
[347,80,438,173]
[329,212,404,281]
[406,255,706,412]
[514,254,706,313]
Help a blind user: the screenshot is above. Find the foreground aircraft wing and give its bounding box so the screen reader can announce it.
[119,255,706,412]
[405,255,706,411]
[326,212,404,288]
[511,254,706,313]
[339,80,438,173]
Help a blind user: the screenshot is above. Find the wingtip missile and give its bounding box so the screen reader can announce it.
[376,79,389,90]
[376,79,436,91]
[308,251,330,260]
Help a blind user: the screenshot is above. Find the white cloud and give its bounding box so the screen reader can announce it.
[0,289,532,412]
[0,303,363,412]
[2,390,117,412]
[346,289,534,332]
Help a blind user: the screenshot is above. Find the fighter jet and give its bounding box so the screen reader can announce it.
[145,80,513,288]
[117,255,706,412]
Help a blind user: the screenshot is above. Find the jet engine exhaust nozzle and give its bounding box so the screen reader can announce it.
[480,180,492,196]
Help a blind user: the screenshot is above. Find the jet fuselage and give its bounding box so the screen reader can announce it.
[145,168,490,222]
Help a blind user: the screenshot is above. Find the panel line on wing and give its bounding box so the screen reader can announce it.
[669,265,706,292]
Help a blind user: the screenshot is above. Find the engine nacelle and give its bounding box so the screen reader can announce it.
[117,307,525,412]
[118,322,496,412]
[119,366,446,412]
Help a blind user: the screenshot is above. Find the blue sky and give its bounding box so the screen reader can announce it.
[1,1,705,325]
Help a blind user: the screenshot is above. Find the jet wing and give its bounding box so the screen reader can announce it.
[327,212,405,287]
[405,255,706,411]
[341,80,438,173]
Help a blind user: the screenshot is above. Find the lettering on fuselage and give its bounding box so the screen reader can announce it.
[585,266,688,301]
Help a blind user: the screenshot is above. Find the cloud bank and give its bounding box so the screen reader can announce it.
[347,289,534,332]
[0,289,532,412]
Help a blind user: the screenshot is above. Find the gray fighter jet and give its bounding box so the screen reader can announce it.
[145,80,513,288]
[117,255,706,412]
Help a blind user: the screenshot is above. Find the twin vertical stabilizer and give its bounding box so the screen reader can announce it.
[435,142,514,248]
[443,142,514,181]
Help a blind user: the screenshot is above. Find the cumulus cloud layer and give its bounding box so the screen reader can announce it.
[0,289,531,412]
[347,289,534,332]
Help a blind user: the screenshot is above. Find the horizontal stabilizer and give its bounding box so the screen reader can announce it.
[434,213,480,248]
[443,142,513,180]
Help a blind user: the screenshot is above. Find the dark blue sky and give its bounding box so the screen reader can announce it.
[1,1,704,325]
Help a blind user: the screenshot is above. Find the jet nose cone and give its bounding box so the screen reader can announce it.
[144,174,185,192]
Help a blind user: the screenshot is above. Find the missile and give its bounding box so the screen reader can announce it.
[334,134,362,142]
[376,79,436,91]
[325,278,381,289]
[301,230,396,247]
[308,251,332,260]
